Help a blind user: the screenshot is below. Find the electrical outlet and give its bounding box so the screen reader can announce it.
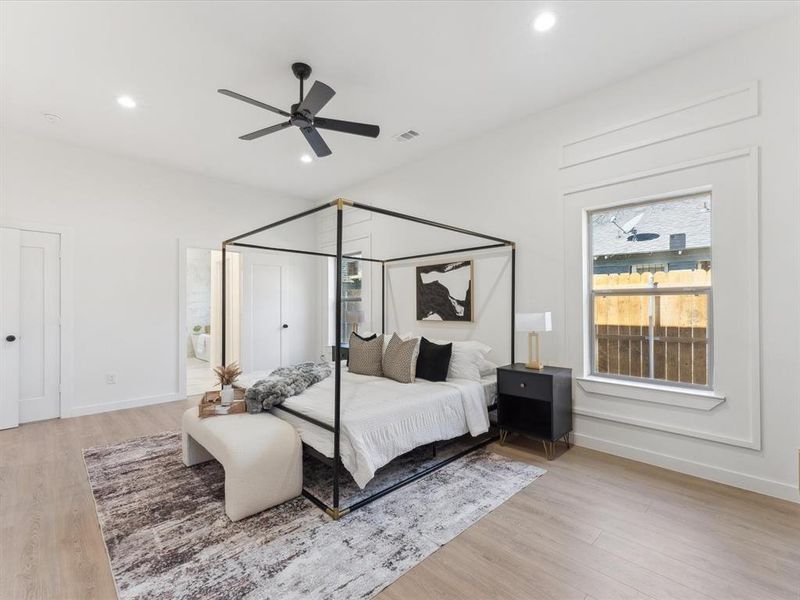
[106,373,116,385]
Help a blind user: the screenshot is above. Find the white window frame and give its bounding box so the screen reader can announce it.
[323,236,372,348]
[586,193,714,392]
[338,253,364,345]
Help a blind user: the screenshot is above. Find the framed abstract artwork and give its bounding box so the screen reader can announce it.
[416,260,473,322]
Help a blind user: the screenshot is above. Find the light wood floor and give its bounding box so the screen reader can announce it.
[186,356,217,396]
[1,400,798,600]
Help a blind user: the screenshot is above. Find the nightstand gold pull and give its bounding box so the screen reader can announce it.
[519,382,526,388]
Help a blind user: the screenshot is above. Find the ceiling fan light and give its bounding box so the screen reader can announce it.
[300,154,313,164]
[117,95,137,109]
[532,12,557,33]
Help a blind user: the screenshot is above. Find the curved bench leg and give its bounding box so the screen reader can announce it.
[182,432,214,467]
[224,451,303,522]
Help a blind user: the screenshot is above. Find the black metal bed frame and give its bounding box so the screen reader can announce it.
[221,198,516,520]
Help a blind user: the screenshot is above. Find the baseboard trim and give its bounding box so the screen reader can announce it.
[67,393,181,418]
[572,432,799,504]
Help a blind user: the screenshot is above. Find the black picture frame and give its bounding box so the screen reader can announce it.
[416,260,474,322]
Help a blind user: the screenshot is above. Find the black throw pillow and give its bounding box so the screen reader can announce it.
[347,331,377,366]
[415,337,452,382]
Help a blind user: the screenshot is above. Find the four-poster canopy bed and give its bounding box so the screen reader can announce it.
[221,198,516,519]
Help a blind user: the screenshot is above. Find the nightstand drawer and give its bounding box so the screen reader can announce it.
[498,370,552,402]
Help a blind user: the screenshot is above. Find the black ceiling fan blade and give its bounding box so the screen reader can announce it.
[297,81,335,116]
[314,117,380,138]
[239,121,292,141]
[218,89,290,117]
[300,126,332,157]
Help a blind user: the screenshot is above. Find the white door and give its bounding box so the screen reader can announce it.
[240,254,287,373]
[0,228,61,428]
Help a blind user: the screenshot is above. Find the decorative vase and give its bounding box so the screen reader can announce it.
[220,385,234,406]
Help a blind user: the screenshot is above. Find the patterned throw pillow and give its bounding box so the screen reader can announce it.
[347,331,376,366]
[382,333,419,384]
[348,332,384,377]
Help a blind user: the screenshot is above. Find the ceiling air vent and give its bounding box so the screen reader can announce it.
[393,129,421,143]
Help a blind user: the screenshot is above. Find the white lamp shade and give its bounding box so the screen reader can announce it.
[346,308,365,323]
[515,312,552,332]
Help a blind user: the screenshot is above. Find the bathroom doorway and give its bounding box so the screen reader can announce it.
[185,248,241,396]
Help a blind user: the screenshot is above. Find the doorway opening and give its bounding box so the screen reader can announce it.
[185,248,241,397]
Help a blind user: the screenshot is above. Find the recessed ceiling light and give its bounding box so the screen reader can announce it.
[117,95,137,109]
[532,11,557,33]
[300,154,313,164]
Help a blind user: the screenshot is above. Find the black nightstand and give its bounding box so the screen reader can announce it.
[330,344,350,361]
[496,364,573,459]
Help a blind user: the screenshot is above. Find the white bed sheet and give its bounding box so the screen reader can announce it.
[240,368,491,488]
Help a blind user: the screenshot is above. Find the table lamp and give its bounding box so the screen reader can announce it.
[345,308,365,334]
[516,312,552,370]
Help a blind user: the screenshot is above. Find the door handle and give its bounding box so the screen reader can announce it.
[282,324,288,329]
[5,335,16,342]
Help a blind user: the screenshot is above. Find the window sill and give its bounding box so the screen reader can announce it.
[576,376,726,411]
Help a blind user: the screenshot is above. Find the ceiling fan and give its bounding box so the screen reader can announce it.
[218,62,380,158]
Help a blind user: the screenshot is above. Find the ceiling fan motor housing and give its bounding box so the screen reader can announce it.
[291,62,312,80]
[290,112,313,128]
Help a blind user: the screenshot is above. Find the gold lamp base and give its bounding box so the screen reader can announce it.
[526,331,544,370]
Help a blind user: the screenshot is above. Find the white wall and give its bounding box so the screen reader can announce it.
[316,206,515,364]
[327,16,800,502]
[0,130,319,416]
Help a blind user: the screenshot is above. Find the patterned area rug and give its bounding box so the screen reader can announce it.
[84,432,545,600]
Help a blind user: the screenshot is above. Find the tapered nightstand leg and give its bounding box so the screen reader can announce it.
[499,430,508,446]
[562,433,571,449]
[542,441,555,460]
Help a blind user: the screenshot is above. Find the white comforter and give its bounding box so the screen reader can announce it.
[242,367,490,488]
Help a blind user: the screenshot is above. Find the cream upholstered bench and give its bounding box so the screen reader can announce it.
[182,408,303,521]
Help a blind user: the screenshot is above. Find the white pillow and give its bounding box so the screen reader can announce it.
[478,358,497,378]
[432,339,492,381]
[433,339,492,355]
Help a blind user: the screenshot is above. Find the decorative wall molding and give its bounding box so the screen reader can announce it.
[577,376,726,411]
[561,81,759,168]
[565,146,761,449]
[318,204,372,233]
[563,146,754,196]
[574,407,756,449]
[572,432,798,503]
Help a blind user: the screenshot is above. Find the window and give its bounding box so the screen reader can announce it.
[340,254,363,345]
[589,194,712,388]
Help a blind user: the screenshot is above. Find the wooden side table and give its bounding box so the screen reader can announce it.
[496,364,573,459]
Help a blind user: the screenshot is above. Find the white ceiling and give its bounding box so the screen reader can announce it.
[1,1,793,200]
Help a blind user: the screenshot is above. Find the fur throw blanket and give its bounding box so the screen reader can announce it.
[244,361,332,414]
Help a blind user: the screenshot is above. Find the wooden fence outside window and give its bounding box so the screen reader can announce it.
[592,269,711,386]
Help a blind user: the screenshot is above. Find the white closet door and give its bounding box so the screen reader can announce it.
[0,228,61,427]
[240,254,287,373]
